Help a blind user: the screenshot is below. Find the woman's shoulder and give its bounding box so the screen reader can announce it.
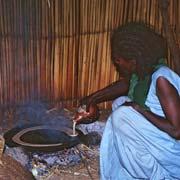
[154,66,172,74]
[152,66,179,80]
[151,66,180,90]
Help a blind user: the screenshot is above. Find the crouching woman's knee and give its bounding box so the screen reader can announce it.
[112,96,132,111]
[110,106,131,129]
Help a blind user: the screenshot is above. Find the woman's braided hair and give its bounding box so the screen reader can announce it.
[111,22,167,76]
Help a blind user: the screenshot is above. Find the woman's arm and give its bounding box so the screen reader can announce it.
[79,77,130,106]
[131,76,180,139]
[74,77,130,124]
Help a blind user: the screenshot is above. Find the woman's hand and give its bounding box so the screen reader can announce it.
[73,103,100,124]
[122,101,140,111]
[79,95,95,109]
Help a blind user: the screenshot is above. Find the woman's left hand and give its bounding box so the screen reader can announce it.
[122,101,140,111]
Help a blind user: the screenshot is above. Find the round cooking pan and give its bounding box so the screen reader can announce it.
[4,124,83,153]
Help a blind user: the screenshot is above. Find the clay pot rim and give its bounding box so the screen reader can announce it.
[4,124,82,152]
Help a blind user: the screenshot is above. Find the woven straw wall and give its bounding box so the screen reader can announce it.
[0,0,180,110]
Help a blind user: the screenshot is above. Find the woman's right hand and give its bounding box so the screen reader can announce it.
[73,103,100,124]
[79,95,95,108]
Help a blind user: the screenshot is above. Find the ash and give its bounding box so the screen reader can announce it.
[5,146,29,167]
[27,147,83,178]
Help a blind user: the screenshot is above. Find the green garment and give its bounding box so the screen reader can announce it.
[128,58,167,109]
[128,74,150,109]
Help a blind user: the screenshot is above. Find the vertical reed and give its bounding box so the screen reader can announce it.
[0,0,179,111]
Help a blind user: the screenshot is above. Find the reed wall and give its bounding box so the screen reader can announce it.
[0,0,180,110]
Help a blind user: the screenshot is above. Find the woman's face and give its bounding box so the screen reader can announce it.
[113,57,137,75]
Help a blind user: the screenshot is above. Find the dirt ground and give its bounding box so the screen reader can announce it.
[0,106,111,180]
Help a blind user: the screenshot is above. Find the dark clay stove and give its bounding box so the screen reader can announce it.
[4,124,83,153]
[3,102,85,153]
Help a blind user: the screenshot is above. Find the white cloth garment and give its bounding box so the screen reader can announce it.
[100,66,180,180]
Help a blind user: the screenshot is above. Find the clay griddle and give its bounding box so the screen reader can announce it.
[4,124,83,153]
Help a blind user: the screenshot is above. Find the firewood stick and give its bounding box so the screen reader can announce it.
[75,147,93,180]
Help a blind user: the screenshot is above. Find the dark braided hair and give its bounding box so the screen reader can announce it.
[111,22,167,77]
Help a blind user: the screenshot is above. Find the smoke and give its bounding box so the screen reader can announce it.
[14,101,73,129]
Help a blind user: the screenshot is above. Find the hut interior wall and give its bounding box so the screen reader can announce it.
[0,0,180,111]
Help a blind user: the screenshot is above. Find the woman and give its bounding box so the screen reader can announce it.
[74,22,180,179]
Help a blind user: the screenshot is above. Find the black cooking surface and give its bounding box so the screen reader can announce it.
[20,129,71,144]
[4,124,83,153]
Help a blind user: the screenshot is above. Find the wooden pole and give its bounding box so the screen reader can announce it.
[158,0,180,74]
